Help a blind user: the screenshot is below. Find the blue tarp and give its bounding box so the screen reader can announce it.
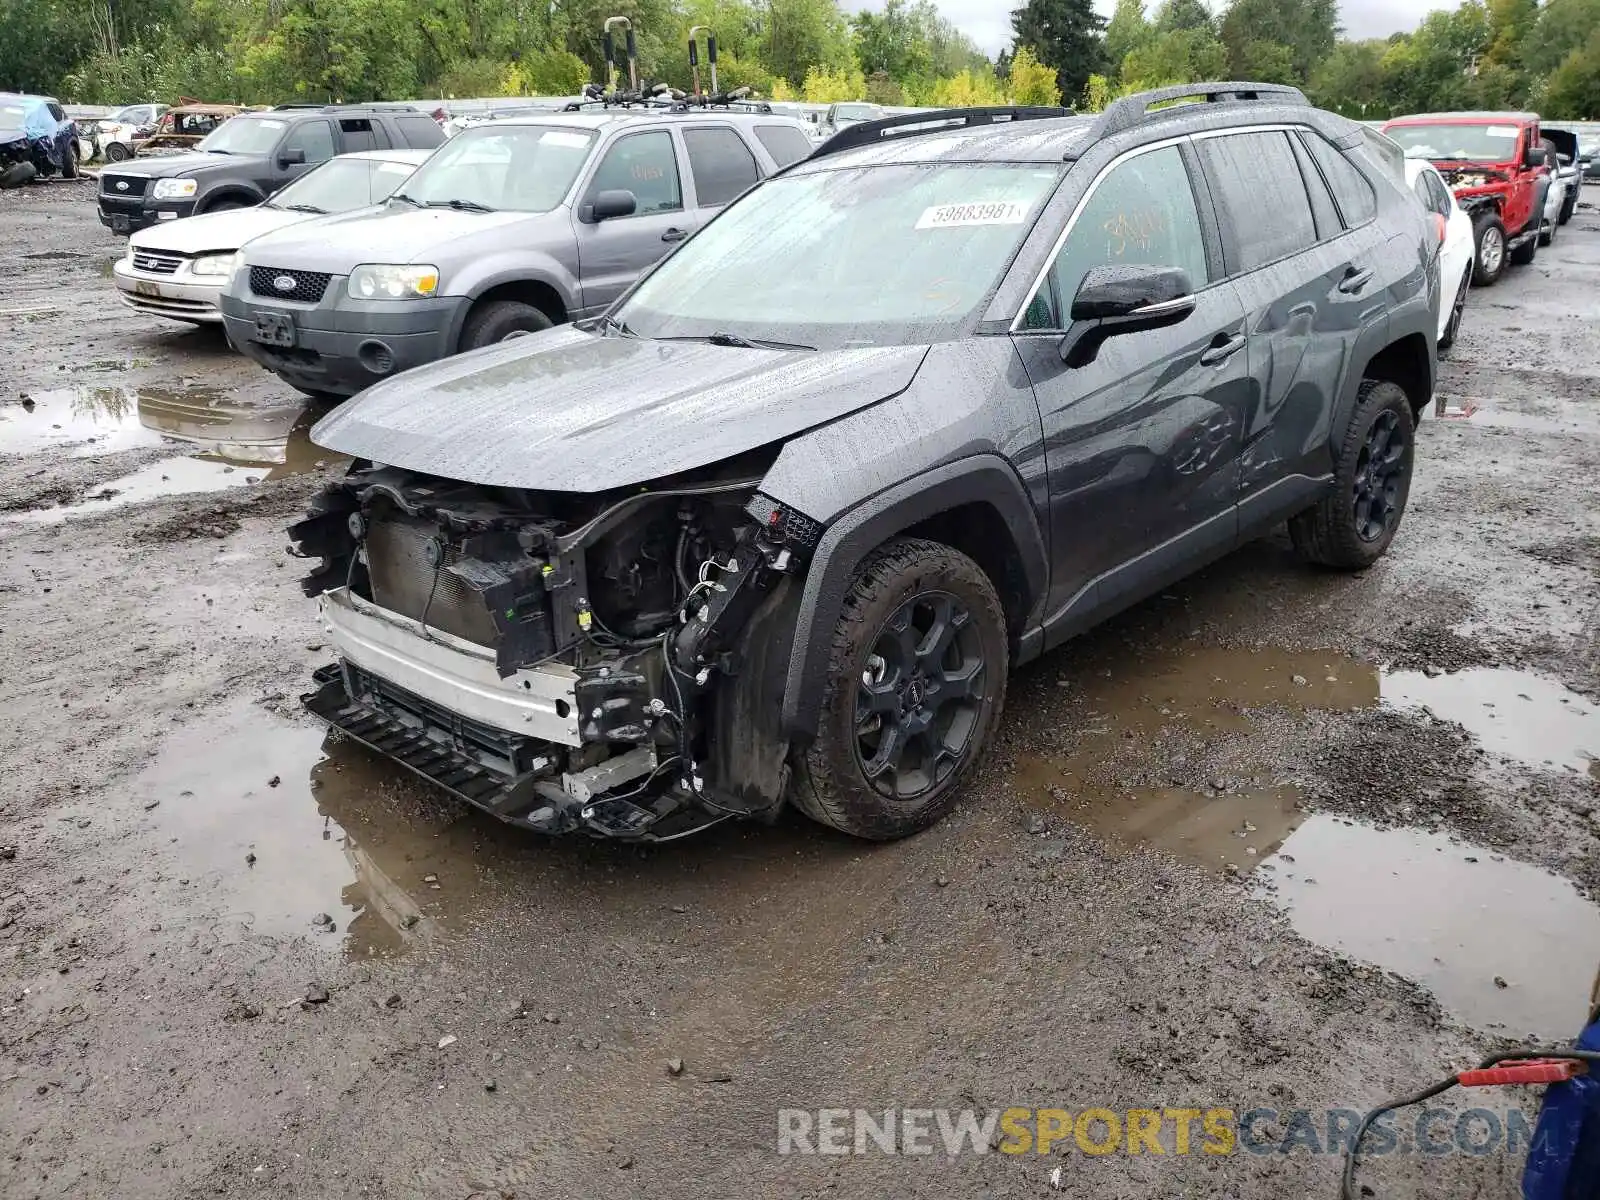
[0,94,56,142]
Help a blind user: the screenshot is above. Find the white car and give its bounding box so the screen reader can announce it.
[1405,158,1474,351]
[1538,140,1569,247]
[94,102,167,163]
[112,148,432,324]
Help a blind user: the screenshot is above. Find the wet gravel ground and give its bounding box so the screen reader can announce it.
[2,177,1599,1200]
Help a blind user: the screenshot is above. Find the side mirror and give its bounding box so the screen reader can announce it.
[1061,264,1196,367]
[1523,144,1545,169]
[279,148,307,168]
[590,189,637,221]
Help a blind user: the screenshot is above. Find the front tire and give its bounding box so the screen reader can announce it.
[793,538,1007,840]
[1288,381,1415,570]
[61,141,79,179]
[459,300,555,351]
[105,141,131,163]
[1470,213,1507,286]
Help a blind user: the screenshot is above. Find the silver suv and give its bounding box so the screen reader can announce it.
[220,110,815,397]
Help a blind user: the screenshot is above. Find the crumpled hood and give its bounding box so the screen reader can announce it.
[131,205,312,254]
[240,206,563,273]
[312,326,929,492]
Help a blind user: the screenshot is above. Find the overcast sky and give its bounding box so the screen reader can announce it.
[856,0,1447,57]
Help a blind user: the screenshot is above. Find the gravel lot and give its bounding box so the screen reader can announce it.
[2,176,1598,1200]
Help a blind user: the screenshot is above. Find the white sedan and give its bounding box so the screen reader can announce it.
[1405,158,1474,351]
[112,147,433,324]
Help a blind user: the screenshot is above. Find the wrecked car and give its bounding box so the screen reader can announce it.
[132,104,243,157]
[291,84,1437,843]
[0,93,80,187]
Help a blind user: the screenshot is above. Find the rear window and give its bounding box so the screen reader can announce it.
[755,123,813,167]
[396,114,445,148]
[1304,134,1377,226]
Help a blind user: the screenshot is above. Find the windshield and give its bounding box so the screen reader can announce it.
[269,156,418,212]
[196,116,282,155]
[109,105,148,124]
[393,125,595,212]
[1385,122,1523,162]
[615,163,1061,349]
[832,104,879,125]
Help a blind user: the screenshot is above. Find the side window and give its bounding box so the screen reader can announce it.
[396,115,444,148]
[1200,131,1318,271]
[339,118,380,153]
[1304,134,1377,226]
[1414,172,1449,217]
[1022,145,1210,330]
[682,127,760,207]
[1289,133,1342,239]
[755,123,812,168]
[283,119,335,165]
[587,130,682,215]
[48,103,66,122]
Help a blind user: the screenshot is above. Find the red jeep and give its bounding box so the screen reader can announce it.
[1381,111,1552,287]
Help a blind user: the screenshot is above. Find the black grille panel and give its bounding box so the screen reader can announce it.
[131,250,182,275]
[100,173,149,197]
[249,265,331,304]
[365,516,500,647]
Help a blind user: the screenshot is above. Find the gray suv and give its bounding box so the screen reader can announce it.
[220,110,815,397]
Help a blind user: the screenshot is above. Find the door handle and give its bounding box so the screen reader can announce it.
[1199,332,1246,366]
[661,227,688,243]
[1337,266,1374,294]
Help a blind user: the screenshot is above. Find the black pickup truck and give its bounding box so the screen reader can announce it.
[96,104,444,235]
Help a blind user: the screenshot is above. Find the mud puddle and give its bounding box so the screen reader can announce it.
[1432,394,1600,435]
[4,389,339,521]
[1015,647,1597,868]
[1259,816,1600,1038]
[1385,667,1599,774]
[131,704,492,958]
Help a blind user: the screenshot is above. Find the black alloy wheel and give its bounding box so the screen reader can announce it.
[1352,409,1407,543]
[853,591,986,801]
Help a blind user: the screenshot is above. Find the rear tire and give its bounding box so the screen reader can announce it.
[1288,380,1415,571]
[1437,263,1470,353]
[1559,189,1577,225]
[1538,210,1556,246]
[1470,213,1506,286]
[105,141,131,163]
[459,299,554,351]
[792,537,1007,841]
[61,141,79,179]
[1510,220,1539,265]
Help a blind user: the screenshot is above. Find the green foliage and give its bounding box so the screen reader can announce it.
[1524,0,1600,79]
[1543,28,1600,118]
[1013,0,1107,100]
[1007,47,1062,107]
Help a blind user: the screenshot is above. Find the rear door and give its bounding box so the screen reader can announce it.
[1196,127,1389,516]
[1011,139,1251,622]
[681,124,763,212]
[573,127,694,315]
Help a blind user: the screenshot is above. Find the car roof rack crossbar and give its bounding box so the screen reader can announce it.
[1091,81,1308,140]
[811,105,1074,159]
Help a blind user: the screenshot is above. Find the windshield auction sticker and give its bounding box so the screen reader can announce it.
[915,201,1031,229]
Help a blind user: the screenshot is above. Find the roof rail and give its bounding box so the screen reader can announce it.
[1092,81,1307,139]
[811,105,1074,159]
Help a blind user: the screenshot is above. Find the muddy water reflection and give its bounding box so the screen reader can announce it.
[1016,647,1598,869]
[134,705,480,959]
[1,385,174,456]
[1260,816,1600,1038]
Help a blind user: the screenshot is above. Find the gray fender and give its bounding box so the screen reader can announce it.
[780,454,1047,739]
[445,258,580,345]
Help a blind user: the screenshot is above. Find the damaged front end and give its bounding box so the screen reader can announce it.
[290,461,819,840]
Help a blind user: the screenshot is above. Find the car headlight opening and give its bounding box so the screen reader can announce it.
[152,178,199,200]
[347,264,440,300]
[191,252,237,277]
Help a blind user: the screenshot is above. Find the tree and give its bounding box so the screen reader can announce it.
[764,0,855,86]
[1524,0,1600,79]
[1220,0,1338,82]
[1153,0,1213,34]
[1308,39,1387,117]
[1007,44,1061,105]
[1012,0,1106,100]
[1484,0,1536,69]
[1103,0,1152,81]
[1122,26,1227,87]
[1543,28,1600,118]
